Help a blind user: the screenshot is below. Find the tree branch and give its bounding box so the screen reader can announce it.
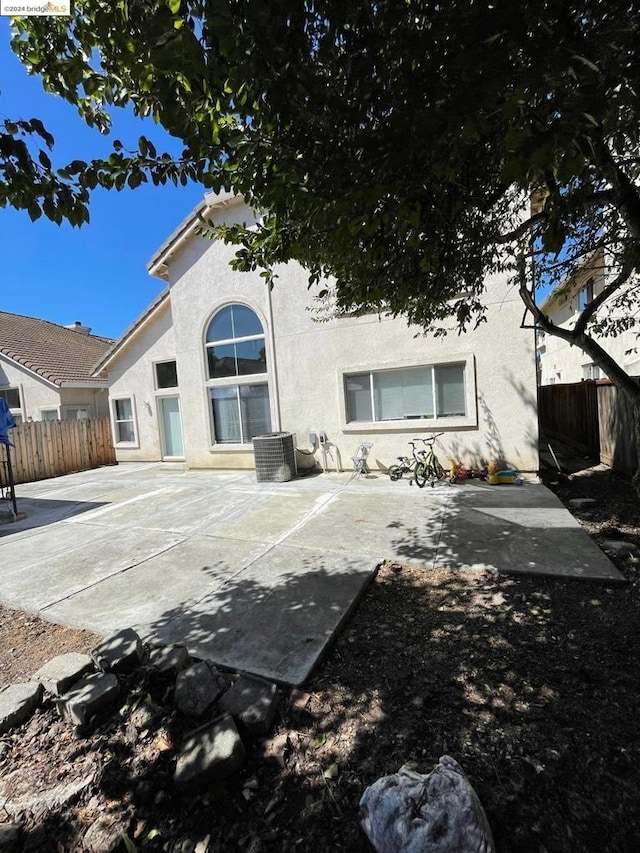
[497,211,546,244]
[520,280,640,403]
[573,260,633,337]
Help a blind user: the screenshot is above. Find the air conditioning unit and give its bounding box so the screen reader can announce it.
[252,432,297,483]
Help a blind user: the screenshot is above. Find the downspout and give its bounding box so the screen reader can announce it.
[265,281,282,431]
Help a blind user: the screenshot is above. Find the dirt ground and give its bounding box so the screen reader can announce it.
[0,463,639,852]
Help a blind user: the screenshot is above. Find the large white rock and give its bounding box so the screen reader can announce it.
[359,755,495,853]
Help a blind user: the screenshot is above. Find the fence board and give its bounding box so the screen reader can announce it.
[598,382,639,475]
[537,381,600,457]
[8,418,116,485]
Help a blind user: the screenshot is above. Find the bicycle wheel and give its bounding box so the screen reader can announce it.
[429,459,445,487]
[388,465,403,481]
[414,461,428,488]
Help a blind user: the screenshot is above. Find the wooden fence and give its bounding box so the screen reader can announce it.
[597,382,639,475]
[537,380,601,457]
[9,417,116,485]
[538,379,639,475]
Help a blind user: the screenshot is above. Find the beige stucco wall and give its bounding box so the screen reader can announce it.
[108,198,539,472]
[106,298,177,462]
[538,258,640,385]
[0,356,108,421]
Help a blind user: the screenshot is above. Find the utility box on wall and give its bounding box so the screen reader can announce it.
[252,432,297,482]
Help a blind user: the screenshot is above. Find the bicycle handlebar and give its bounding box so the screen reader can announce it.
[414,433,444,444]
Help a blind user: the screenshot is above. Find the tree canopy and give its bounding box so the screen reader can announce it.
[3,0,640,398]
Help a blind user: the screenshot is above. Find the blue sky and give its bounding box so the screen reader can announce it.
[0,19,204,340]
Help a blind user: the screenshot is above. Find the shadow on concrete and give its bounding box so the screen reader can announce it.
[143,555,376,686]
[0,498,109,537]
[386,485,624,583]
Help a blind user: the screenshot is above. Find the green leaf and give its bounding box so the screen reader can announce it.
[120,833,138,853]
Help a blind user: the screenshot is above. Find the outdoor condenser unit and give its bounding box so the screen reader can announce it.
[252,432,297,483]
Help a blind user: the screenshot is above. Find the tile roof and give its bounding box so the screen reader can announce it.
[0,311,114,386]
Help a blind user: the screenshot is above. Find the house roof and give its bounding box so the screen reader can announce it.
[91,288,171,375]
[147,190,241,280]
[93,192,246,376]
[0,311,113,387]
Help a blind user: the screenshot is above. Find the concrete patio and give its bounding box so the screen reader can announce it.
[0,463,624,685]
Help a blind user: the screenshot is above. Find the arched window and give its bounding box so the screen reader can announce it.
[205,304,271,444]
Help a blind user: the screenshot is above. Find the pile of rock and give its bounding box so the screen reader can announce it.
[0,627,281,794]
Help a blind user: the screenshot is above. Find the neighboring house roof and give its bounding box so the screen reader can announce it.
[0,311,113,387]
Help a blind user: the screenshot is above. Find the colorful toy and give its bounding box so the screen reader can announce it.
[488,460,523,485]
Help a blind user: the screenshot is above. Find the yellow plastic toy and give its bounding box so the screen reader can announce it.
[488,459,523,485]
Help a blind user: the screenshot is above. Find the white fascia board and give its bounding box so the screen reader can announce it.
[59,379,109,388]
[147,190,242,280]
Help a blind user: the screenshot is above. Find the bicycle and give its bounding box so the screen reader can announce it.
[388,440,427,482]
[413,433,446,488]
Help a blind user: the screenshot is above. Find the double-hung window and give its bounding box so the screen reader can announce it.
[112,397,137,444]
[345,363,467,423]
[205,304,271,444]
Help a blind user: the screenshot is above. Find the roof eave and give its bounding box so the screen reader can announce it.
[0,351,60,390]
[146,190,241,280]
[59,379,109,388]
[92,288,171,376]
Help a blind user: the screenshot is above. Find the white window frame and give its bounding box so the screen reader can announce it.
[110,396,139,447]
[154,359,179,390]
[62,406,91,421]
[204,303,272,447]
[0,385,23,424]
[40,408,60,421]
[340,353,477,432]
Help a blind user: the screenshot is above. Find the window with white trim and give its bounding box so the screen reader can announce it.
[345,363,466,423]
[155,360,178,389]
[40,409,59,421]
[204,304,271,444]
[0,387,22,424]
[112,397,137,444]
[63,407,90,421]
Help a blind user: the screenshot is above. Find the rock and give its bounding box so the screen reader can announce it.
[32,653,94,696]
[0,773,93,818]
[174,661,223,717]
[174,714,246,789]
[57,673,120,727]
[359,755,495,853]
[602,540,640,558]
[149,644,190,677]
[83,812,129,853]
[290,689,311,712]
[218,675,280,736]
[258,731,290,768]
[92,628,144,674]
[568,498,597,509]
[0,824,20,851]
[0,682,42,734]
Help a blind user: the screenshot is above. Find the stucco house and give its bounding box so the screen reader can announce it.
[94,192,539,474]
[537,250,640,385]
[0,311,113,424]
